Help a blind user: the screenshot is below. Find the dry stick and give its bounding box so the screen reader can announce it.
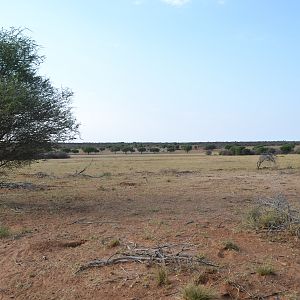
[76,244,219,273]
[69,219,120,225]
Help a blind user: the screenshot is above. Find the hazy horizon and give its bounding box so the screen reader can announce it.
[1,0,300,142]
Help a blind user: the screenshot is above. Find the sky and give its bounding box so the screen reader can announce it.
[1,0,300,142]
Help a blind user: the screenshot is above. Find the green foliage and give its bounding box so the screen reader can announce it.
[82,147,99,154]
[183,284,217,300]
[0,226,11,238]
[121,146,135,154]
[280,143,295,154]
[110,146,121,154]
[0,28,78,169]
[167,146,176,152]
[70,149,79,154]
[41,151,70,159]
[137,147,146,154]
[149,147,160,153]
[183,144,193,153]
[204,144,216,150]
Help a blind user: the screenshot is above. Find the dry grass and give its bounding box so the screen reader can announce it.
[1,153,300,299]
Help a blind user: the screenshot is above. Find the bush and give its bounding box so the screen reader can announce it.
[167,146,176,152]
[149,147,160,153]
[206,150,212,155]
[110,146,121,154]
[40,151,70,159]
[219,150,233,156]
[246,195,300,237]
[182,144,193,153]
[137,147,146,154]
[280,143,295,154]
[82,147,99,154]
[70,149,79,154]
[204,144,216,150]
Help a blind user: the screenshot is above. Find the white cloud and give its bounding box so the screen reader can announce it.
[161,0,190,7]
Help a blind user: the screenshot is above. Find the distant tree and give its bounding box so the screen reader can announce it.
[167,146,176,153]
[204,144,217,150]
[280,143,295,154]
[98,147,106,152]
[70,149,79,154]
[137,147,146,154]
[182,144,192,153]
[82,147,98,154]
[0,28,79,169]
[61,147,71,153]
[122,146,134,154]
[149,147,160,153]
[110,146,120,154]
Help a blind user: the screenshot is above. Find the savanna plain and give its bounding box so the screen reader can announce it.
[1,153,300,300]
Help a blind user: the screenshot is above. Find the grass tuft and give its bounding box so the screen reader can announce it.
[0,226,11,239]
[155,267,168,286]
[223,240,240,251]
[256,264,276,276]
[183,284,217,300]
[107,238,120,248]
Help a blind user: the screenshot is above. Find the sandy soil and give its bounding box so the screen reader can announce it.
[0,154,300,299]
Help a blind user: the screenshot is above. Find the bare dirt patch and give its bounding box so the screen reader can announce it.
[0,154,300,299]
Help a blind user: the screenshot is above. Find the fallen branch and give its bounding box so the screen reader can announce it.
[77,243,219,273]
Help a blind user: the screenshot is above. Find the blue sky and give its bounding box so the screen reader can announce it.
[1,0,300,142]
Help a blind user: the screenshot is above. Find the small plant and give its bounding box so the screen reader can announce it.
[107,238,120,248]
[0,226,11,239]
[183,284,217,300]
[256,264,276,276]
[223,240,240,251]
[155,267,168,286]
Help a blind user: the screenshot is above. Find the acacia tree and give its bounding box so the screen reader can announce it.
[0,28,79,169]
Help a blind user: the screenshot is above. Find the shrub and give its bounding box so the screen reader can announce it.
[183,284,217,300]
[219,150,233,156]
[206,150,212,155]
[82,147,99,154]
[182,144,193,153]
[40,151,70,159]
[204,144,216,150]
[246,195,300,237]
[110,146,121,154]
[137,147,147,154]
[167,146,176,152]
[70,149,79,154]
[280,143,295,154]
[150,147,160,153]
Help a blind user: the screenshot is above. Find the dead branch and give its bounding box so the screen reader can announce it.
[76,243,219,273]
[71,160,95,177]
[69,219,120,225]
